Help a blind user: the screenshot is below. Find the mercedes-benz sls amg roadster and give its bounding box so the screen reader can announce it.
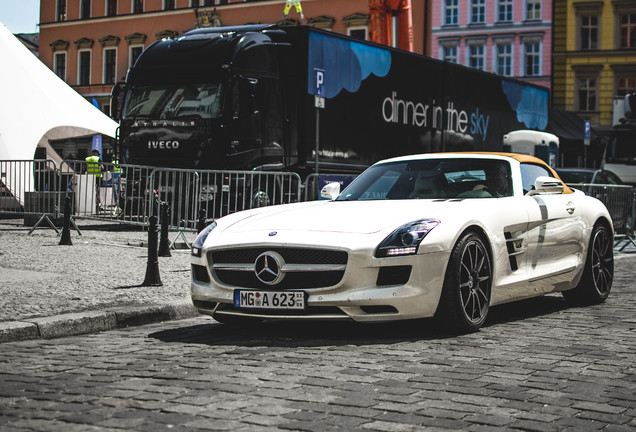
[190,153,614,332]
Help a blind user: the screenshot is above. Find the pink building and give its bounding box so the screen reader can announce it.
[430,0,552,89]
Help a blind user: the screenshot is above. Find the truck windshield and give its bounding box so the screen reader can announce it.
[123,83,224,120]
[606,130,636,164]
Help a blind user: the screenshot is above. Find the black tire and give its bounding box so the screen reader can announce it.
[562,223,613,304]
[436,232,492,333]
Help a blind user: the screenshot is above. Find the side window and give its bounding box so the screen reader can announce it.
[605,171,622,184]
[520,163,552,194]
[594,172,608,184]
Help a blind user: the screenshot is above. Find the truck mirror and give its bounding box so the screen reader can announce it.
[110,82,128,122]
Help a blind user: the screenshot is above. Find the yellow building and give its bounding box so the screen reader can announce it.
[553,0,636,132]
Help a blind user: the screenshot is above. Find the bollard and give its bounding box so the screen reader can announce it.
[197,208,207,233]
[58,196,73,246]
[158,202,171,257]
[142,215,163,286]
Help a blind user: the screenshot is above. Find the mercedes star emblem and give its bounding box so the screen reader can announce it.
[254,251,285,285]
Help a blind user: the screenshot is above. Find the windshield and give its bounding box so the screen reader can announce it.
[123,83,224,120]
[336,158,513,201]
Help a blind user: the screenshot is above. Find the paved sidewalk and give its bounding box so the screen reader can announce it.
[0,219,200,343]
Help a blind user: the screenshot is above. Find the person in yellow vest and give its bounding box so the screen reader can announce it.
[85,149,103,210]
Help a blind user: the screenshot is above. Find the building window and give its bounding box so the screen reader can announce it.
[620,13,636,48]
[57,0,67,22]
[497,0,513,23]
[525,0,541,21]
[523,41,541,76]
[103,48,117,84]
[443,45,459,63]
[347,27,367,41]
[133,0,143,14]
[580,15,599,50]
[164,0,175,10]
[444,0,459,26]
[471,0,486,24]
[190,0,200,6]
[578,77,597,112]
[78,50,91,86]
[496,42,513,76]
[129,45,144,68]
[616,75,636,97]
[107,0,117,16]
[80,0,90,19]
[468,43,485,71]
[54,52,66,80]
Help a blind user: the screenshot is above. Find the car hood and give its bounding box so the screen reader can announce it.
[207,199,479,250]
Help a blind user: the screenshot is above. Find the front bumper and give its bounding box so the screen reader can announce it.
[191,246,450,323]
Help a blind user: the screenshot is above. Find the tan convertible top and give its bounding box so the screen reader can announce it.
[443,151,574,194]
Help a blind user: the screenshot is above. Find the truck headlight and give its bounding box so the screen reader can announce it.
[375,219,440,257]
[191,221,217,257]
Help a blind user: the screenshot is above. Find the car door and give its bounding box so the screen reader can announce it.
[521,163,585,294]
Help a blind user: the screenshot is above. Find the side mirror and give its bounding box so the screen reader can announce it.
[110,82,128,122]
[320,182,341,200]
[528,176,564,196]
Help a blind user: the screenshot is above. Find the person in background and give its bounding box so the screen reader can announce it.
[85,149,103,210]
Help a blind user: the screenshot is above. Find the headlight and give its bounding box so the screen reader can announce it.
[375,219,440,258]
[191,221,217,257]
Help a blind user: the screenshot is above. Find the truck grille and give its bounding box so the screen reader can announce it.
[208,247,348,290]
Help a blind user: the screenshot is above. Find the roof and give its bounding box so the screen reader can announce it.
[547,109,596,141]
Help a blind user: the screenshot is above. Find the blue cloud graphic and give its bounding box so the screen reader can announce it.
[502,81,549,130]
[308,32,391,99]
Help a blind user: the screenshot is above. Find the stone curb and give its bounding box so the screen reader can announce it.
[0,301,199,343]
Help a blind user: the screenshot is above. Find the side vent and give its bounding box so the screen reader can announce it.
[504,232,525,271]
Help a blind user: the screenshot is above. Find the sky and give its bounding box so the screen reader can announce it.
[0,0,41,34]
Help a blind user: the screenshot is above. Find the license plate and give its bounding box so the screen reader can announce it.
[234,290,305,310]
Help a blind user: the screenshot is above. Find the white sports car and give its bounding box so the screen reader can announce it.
[190,153,614,332]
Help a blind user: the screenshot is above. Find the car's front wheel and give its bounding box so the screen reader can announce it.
[563,222,613,304]
[436,231,492,333]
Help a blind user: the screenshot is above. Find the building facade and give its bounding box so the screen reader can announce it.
[552,0,636,132]
[38,0,429,116]
[429,0,552,89]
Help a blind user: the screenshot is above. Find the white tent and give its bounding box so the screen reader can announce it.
[0,22,118,204]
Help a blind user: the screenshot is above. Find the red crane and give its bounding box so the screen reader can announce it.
[368,0,414,52]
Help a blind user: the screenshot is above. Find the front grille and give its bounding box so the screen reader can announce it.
[216,303,347,317]
[211,248,347,265]
[208,247,348,290]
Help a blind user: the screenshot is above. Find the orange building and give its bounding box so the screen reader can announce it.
[39,0,429,116]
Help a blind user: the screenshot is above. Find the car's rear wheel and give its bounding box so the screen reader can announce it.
[562,223,613,304]
[436,232,492,333]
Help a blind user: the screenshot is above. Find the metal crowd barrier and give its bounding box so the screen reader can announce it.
[567,183,636,249]
[0,159,64,231]
[54,160,303,231]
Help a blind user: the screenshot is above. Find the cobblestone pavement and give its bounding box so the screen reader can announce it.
[0,230,635,431]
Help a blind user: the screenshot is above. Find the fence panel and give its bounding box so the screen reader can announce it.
[567,183,635,238]
[56,161,303,231]
[196,170,303,221]
[0,160,62,224]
